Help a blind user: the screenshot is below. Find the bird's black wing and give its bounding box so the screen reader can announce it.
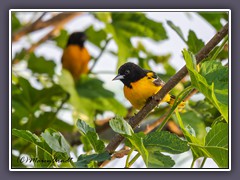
[145,70,165,87]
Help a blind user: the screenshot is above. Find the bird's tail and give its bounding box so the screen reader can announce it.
[168,95,185,111]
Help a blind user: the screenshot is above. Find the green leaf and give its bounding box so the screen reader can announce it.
[12,77,67,129]
[30,112,74,132]
[167,22,205,54]
[76,75,128,117]
[198,12,228,31]
[151,53,172,64]
[12,129,54,167]
[94,12,112,23]
[179,111,207,141]
[53,29,69,49]
[204,123,228,167]
[75,151,111,168]
[109,117,148,166]
[85,25,107,48]
[41,128,71,156]
[111,13,167,41]
[85,131,105,153]
[80,136,93,152]
[187,30,205,54]
[76,119,95,134]
[59,70,95,122]
[59,70,127,123]
[148,151,175,168]
[182,49,228,122]
[175,111,229,168]
[175,111,205,159]
[129,133,149,167]
[13,49,27,62]
[143,131,189,154]
[200,60,228,90]
[27,53,56,77]
[12,12,22,32]
[12,128,42,146]
[102,12,167,67]
[167,20,187,43]
[109,117,134,136]
[189,99,221,126]
[76,119,105,153]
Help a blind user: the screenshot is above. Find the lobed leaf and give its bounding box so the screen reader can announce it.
[75,151,111,168]
[182,49,228,121]
[85,25,107,48]
[41,128,71,156]
[204,123,228,167]
[143,131,189,154]
[109,117,134,136]
[167,20,187,43]
[198,12,228,31]
[148,151,175,168]
[76,119,105,153]
[187,30,205,54]
[27,53,56,77]
[53,29,69,49]
[100,12,167,67]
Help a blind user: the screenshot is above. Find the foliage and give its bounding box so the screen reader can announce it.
[175,111,228,168]
[182,49,228,121]
[11,11,229,169]
[109,117,189,167]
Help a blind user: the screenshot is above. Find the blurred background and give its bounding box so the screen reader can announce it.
[11,11,229,168]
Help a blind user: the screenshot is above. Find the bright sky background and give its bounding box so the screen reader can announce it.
[12,11,221,168]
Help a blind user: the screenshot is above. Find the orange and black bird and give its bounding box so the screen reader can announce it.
[113,62,185,110]
[61,32,90,81]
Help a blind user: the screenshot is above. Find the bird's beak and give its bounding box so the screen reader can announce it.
[112,74,125,81]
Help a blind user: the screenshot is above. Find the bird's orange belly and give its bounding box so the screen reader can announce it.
[123,76,162,109]
[62,45,90,80]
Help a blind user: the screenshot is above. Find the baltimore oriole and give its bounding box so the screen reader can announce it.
[61,32,90,81]
[113,62,185,110]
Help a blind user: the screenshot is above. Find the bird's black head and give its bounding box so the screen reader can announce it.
[113,62,146,88]
[67,32,87,47]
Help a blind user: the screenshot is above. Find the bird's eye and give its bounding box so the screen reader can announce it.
[125,70,130,75]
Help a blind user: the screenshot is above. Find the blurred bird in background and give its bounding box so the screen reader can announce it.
[61,32,90,81]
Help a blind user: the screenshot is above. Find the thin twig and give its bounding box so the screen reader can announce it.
[143,113,168,134]
[89,38,112,73]
[104,23,229,154]
[144,87,198,135]
[12,12,83,42]
[99,147,130,168]
[12,13,82,64]
[33,12,47,25]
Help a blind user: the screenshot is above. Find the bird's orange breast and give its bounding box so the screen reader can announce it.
[62,45,90,80]
[123,76,160,110]
[123,75,171,110]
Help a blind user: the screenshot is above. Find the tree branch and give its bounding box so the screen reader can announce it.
[12,12,83,64]
[105,23,229,153]
[12,12,83,42]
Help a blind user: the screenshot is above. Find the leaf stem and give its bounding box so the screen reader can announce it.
[155,85,193,132]
[190,158,196,168]
[127,152,141,168]
[211,35,228,61]
[125,148,134,168]
[200,157,207,168]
